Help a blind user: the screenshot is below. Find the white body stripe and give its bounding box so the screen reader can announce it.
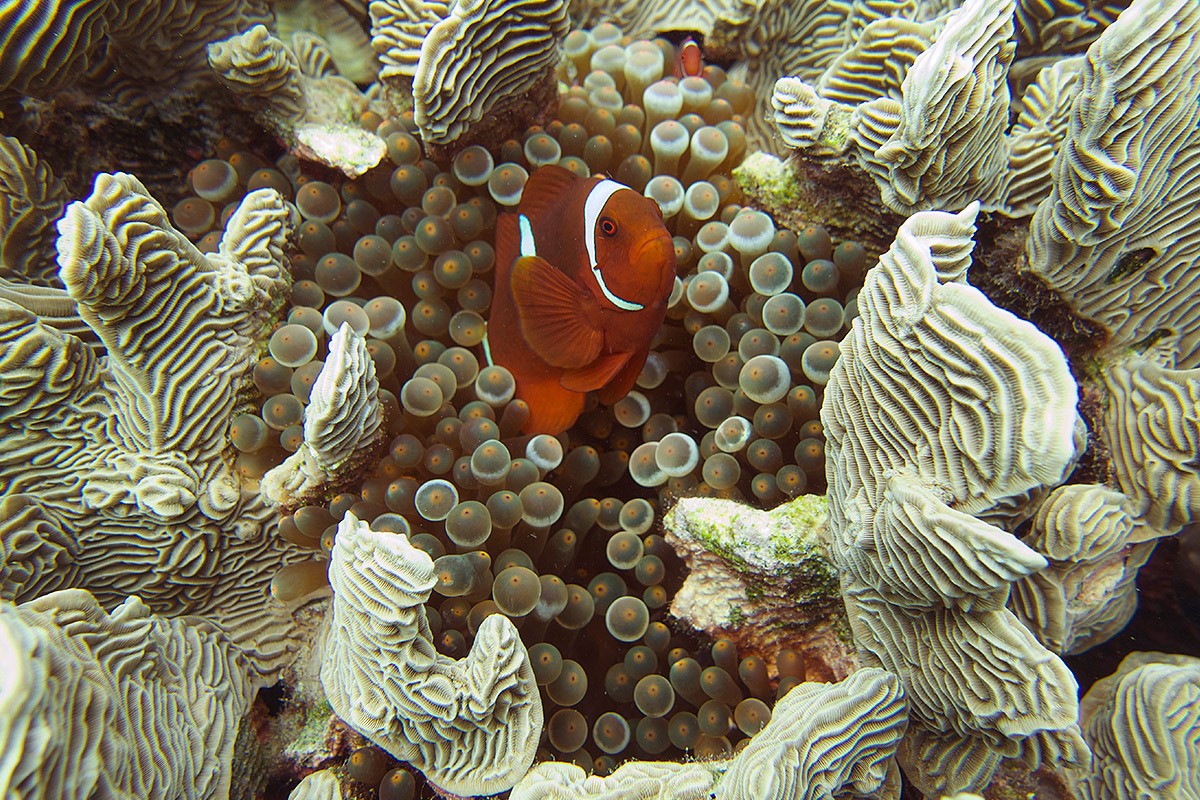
[481,328,494,366]
[518,214,537,257]
[583,180,644,311]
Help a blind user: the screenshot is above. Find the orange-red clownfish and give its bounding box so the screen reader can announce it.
[674,37,703,79]
[486,165,677,435]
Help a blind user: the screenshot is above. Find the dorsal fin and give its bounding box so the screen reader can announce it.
[519,165,582,219]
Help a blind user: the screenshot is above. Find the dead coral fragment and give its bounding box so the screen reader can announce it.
[663,495,855,681]
[321,513,542,796]
[208,25,385,177]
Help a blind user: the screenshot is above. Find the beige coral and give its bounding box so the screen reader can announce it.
[0,135,68,286]
[412,0,569,145]
[823,203,1088,794]
[0,0,270,100]
[1023,0,1200,366]
[261,322,384,509]
[0,172,304,676]
[321,513,542,796]
[0,589,260,799]
[510,668,907,800]
[1076,651,1200,800]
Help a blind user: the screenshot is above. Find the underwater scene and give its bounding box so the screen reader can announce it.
[2,0,1199,797]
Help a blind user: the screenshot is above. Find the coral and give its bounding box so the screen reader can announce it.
[261,322,384,508]
[1023,0,1200,366]
[1009,483,1153,655]
[0,135,68,285]
[207,25,386,177]
[371,0,568,147]
[0,171,304,674]
[1012,0,1128,57]
[370,0,452,82]
[320,513,542,796]
[771,0,1032,215]
[0,0,271,101]
[287,768,344,800]
[0,588,259,799]
[208,24,307,120]
[512,760,719,800]
[1003,55,1082,215]
[716,667,906,800]
[865,0,1015,213]
[1102,353,1200,534]
[663,495,856,680]
[273,0,379,84]
[414,0,568,146]
[511,667,907,800]
[1076,651,1200,800]
[822,203,1088,793]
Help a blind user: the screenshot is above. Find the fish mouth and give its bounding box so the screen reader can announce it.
[634,231,676,266]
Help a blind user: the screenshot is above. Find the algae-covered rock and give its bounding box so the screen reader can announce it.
[664,495,856,681]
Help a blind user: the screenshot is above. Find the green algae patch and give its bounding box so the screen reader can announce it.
[284,699,337,762]
[663,495,841,615]
[733,152,805,212]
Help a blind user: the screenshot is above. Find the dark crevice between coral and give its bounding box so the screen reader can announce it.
[1064,537,1200,695]
[970,213,1109,361]
[4,90,282,207]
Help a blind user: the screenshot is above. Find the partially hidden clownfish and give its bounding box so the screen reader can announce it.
[674,37,703,79]
[485,165,677,435]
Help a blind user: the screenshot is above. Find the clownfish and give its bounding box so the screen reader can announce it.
[486,165,677,435]
[674,37,703,79]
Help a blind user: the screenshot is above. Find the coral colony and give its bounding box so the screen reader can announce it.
[1,0,1200,799]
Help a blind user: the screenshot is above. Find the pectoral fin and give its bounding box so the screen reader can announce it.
[511,255,603,369]
[561,351,632,392]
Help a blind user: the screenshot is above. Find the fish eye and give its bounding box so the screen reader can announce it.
[599,217,618,237]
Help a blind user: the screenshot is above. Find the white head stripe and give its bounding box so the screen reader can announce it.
[583,180,644,312]
[518,214,537,257]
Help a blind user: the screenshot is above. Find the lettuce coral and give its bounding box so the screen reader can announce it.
[822,202,1088,793]
[321,513,543,796]
[1,172,305,676]
[0,589,260,799]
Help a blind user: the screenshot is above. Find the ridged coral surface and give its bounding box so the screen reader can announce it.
[0,589,257,799]
[0,135,68,285]
[1024,0,1200,366]
[1078,652,1200,800]
[321,513,542,795]
[413,0,569,144]
[0,173,304,676]
[822,203,1087,793]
